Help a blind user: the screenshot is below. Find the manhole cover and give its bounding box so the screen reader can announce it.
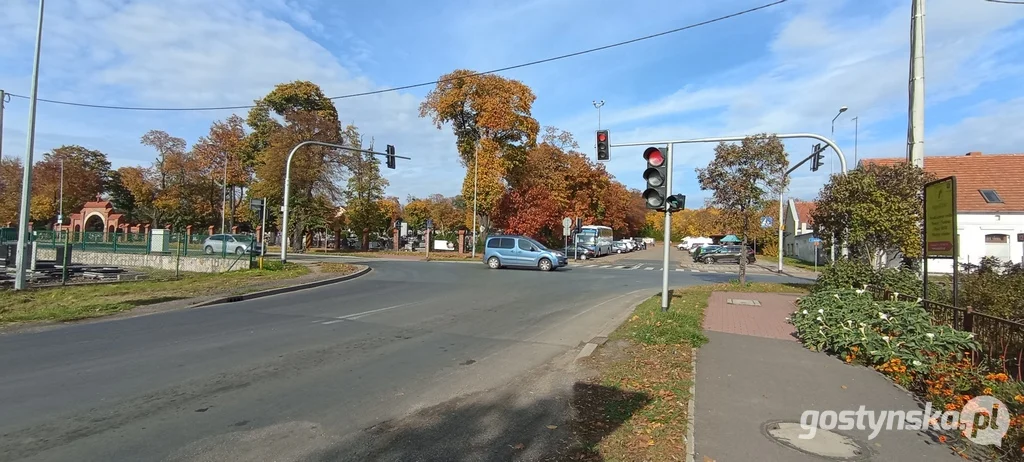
[762,421,871,460]
[727,298,761,306]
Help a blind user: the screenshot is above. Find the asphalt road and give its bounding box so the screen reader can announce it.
[0,258,812,462]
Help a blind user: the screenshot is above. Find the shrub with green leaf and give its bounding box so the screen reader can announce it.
[791,288,978,369]
[813,259,923,296]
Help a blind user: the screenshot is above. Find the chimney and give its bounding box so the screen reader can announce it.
[966,151,982,156]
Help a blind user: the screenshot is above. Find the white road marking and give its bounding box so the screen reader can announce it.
[321,301,420,324]
[644,267,654,271]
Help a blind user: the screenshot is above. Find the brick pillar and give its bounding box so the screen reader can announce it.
[185,225,193,245]
[231,225,239,234]
[361,228,370,251]
[255,226,262,243]
[208,225,215,236]
[458,229,466,255]
[393,228,400,251]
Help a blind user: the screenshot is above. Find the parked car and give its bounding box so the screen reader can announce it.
[569,244,597,260]
[692,244,722,262]
[696,245,755,264]
[203,233,261,255]
[612,241,631,253]
[632,238,647,250]
[483,235,567,271]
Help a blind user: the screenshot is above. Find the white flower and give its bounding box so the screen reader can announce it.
[802,310,808,315]
[926,333,935,339]
[916,298,923,303]
[912,360,922,366]
[818,309,824,314]
[879,312,889,320]
[816,316,823,321]
[882,336,891,342]
[856,289,865,294]
[847,320,854,326]
[860,322,867,327]
[968,333,975,339]
[834,294,841,300]
[785,317,791,322]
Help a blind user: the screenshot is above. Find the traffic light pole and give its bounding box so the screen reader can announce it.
[281,140,410,263]
[777,148,825,273]
[660,144,674,312]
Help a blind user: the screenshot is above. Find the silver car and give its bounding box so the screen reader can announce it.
[202,233,260,255]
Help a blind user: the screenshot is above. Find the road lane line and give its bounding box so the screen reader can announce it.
[321,301,421,324]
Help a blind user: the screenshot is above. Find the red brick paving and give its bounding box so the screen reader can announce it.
[702,291,802,341]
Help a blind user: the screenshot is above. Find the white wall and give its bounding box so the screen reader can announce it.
[926,212,1024,273]
[783,199,815,259]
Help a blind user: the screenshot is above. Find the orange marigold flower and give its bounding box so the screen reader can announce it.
[939,435,948,443]
[984,387,993,395]
[1015,395,1024,404]
[945,403,959,411]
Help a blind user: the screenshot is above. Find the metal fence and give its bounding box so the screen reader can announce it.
[866,285,1024,379]
[3,230,261,261]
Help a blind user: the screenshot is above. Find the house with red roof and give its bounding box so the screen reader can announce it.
[782,199,824,263]
[860,151,1024,272]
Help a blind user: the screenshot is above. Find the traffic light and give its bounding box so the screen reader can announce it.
[810,143,825,172]
[596,130,609,161]
[642,146,667,210]
[665,194,686,212]
[386,144,396,169]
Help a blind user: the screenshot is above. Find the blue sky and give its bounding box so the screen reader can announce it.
[1,0,1023,207]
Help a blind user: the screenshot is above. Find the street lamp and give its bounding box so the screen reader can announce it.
[828,105,848,264]
[592,100,605,130]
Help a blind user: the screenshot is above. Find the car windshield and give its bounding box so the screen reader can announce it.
[231,234,252,241]
[529,239,547,250]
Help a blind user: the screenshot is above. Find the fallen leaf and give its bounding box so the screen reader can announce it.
[841,385,848,389]
[510,443,525,450]
[547,425,558,430]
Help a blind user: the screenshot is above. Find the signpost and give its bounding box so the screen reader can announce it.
[562,217,572,256]
[425,219,434,260]
[923,176,958,303]
[809,237,822,272]
[760,216,773,229]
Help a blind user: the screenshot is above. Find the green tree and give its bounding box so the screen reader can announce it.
[812,162,933,269]
[105,169,138,224]
[30,145,111,224]
[344,149,389,238]
[696,134,789,284]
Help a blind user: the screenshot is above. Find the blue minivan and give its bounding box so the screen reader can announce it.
[483,235,567,271]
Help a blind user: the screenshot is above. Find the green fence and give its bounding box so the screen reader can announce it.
[23,230,260,262]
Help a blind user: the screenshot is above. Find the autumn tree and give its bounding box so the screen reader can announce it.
[140,130,191,227]
[0,158,24,225]
[403,196,431,230]
[812,162,932,269]
[696,134,789,283]
[114,166,160,227]
[28,145,111,224]
[419,69,540,229]
[106,169,138,223]
[246,82,351,250]
[191,115,250,229]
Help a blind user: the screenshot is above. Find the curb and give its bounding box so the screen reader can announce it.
[687,346,697,462]
[574,292,654,361]
[191,265,371,308]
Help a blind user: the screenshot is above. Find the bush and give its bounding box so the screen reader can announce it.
[812,259,922,296]
[791,288,977,370]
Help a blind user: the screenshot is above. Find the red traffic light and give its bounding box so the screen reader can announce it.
[597,132,607,142]
[644,147,664,167]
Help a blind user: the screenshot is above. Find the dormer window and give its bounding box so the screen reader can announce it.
[979,189,1003,204]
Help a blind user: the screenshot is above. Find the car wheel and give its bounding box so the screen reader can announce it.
[580,254,588,260]
[235,247,245,255]
[204,245,214,255]
[487,256,501,269]
[703,256,715,264]
[538,258,553,272]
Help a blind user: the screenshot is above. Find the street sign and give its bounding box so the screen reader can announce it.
[924,177,956,258]
[250,198,264,207]
[808,237,822,243]
[1017,233,1024,243]
[760,216,773,228]
[425,219,434,230]
[563,226,572,237]
[562,217,572,228]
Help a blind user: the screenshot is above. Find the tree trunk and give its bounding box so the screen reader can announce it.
[739,213,749,285]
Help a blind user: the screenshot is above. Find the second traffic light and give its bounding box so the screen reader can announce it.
[596,130,609,161]
[642,146,667,210]
[810,143,825,172]
[386,144,396,169]
[665,194,686,212]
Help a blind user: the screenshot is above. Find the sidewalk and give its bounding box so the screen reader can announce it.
[694,291,962,461]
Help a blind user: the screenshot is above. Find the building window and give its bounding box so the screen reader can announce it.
[979,189,1003,203]
[984,233,1011,262]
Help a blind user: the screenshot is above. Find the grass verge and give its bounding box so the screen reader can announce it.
[561,281,810,461]
[0,263,310,324]
[784,256,822,272]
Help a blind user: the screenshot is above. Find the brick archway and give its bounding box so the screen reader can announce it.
[61,197,126,242]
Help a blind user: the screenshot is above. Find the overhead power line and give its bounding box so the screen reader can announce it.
[6,0,788,112]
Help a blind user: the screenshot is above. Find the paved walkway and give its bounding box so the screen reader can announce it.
[694,291,963,461]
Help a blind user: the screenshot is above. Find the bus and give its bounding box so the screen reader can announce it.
[576,225,614,256]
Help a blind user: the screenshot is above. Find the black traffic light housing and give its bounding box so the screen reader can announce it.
[596,130,609,161]
[665,194,686,212]
[386,144,396,169]
[642,146,667,210]
[810,143,825,172]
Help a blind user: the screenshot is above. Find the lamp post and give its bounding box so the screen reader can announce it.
[851,116,859,166]
[829,105,848,264]
[592,100,605,130]
[471,140,479,259]
[13,0,46,291]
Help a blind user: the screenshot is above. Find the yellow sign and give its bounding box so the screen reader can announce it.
[924,177,956,258]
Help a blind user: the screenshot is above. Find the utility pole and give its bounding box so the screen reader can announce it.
[220,159,227,234]
[852,116,859,166]
[14,0,46,291]
[0,89,7,160]
[471,140,480,259]
[907,0,925,168]
[58,158,63,228]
